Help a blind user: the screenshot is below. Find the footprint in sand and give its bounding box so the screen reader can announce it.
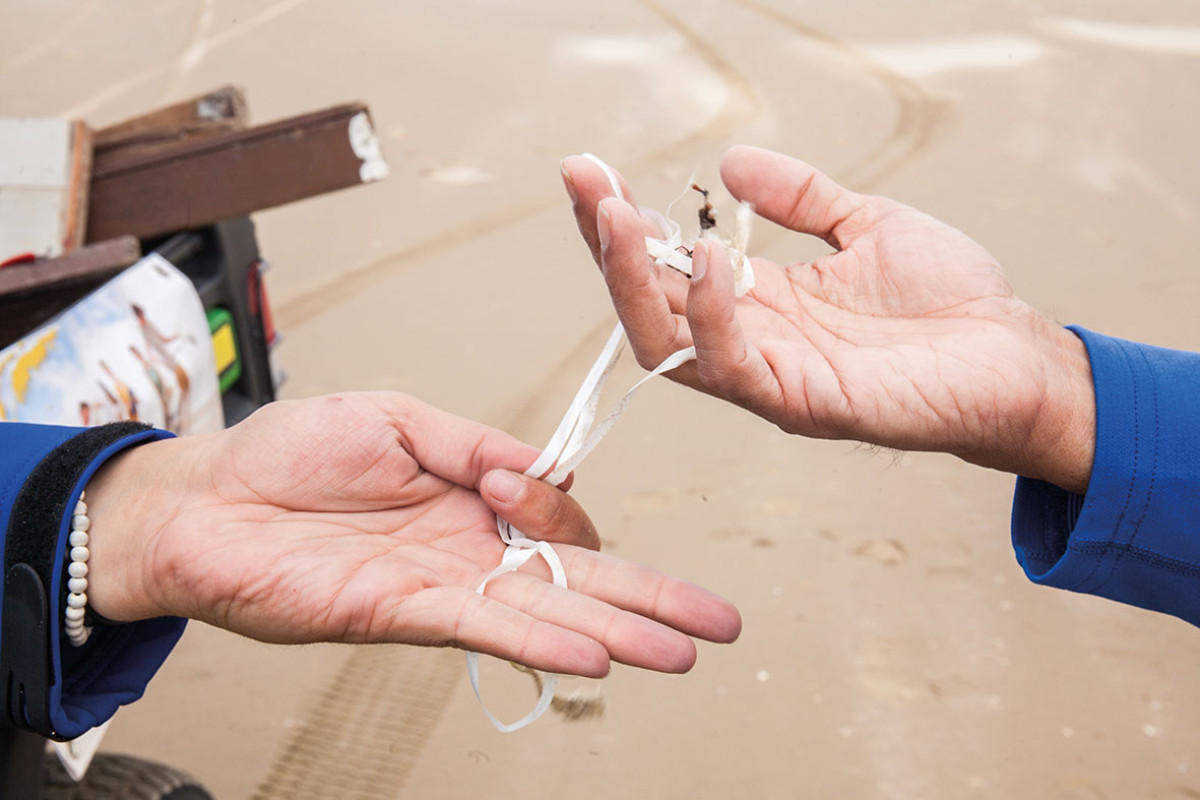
[710,526,758,541]
[622,489,678,513]
[852,537,909,566]
[1046,776,1109,799]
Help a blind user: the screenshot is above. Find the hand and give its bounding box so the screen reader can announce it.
[83,393,741,677]
[562,147,1096,493]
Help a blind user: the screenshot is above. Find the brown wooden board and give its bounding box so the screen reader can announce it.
[0,236,139,299]
[61,120,93,253]
[86,103,381,242]
[0,236,140,348]
[93,85,249,158]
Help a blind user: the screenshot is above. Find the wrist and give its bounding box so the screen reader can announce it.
[84,437,192,622]
[1018,323,1096,494]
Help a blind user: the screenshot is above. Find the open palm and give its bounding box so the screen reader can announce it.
[88,393,741,677]
[563,146,1094,491]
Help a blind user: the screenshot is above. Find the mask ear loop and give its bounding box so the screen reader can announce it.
[466,541,566,732]
[467,153,747,732]
[465,328,625,732]
[465,156,631,734]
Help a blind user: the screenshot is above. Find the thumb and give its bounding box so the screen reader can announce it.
[480,470,601,551]
[719,145,868,249]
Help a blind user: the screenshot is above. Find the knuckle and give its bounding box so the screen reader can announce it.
[633,348,663,371]
[696,353,738,387]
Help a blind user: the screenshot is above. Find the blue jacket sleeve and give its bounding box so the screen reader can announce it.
[0,422,187,740]
[1012,326,1200,625]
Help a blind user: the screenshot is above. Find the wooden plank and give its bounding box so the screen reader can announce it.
[86,102,387,242]
[62,120,93,253]
[93,85,249,157]
[0,235,139,299]
[0,236,140,349]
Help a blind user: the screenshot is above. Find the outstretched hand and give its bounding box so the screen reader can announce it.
[562,146,1096,493]
[84,393,741,677]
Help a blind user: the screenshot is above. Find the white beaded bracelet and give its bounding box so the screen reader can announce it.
[64,492,92,647]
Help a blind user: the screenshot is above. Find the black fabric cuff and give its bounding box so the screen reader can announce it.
[1,422,152,737]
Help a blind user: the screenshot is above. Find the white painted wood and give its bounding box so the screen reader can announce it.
[0,118,77,259]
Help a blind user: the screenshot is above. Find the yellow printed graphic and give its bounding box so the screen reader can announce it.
[0,350,13,420]
[11,328,58,403]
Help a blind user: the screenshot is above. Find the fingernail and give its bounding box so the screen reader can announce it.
[560,159,578,203]
[487,470,524,504]
[691,241,708,282]
[597,203,612,253]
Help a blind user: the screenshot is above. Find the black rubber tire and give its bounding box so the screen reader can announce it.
[40,752,214,800]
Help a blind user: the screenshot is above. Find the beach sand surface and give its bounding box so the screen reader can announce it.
[4,2,1200,797]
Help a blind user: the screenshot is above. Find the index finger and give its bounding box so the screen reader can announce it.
[598,197,698,374]
[562,154,667,266]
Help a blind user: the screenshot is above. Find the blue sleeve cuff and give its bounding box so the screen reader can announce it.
[0,423,187,739]
[50,428,188,739]
[1012,327,1200,626]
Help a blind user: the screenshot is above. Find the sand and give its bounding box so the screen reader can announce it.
[4,1,1200,797]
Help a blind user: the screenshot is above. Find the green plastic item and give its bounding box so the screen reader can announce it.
[207,307,242,393]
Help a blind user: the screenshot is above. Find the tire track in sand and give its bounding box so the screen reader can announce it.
[249,646,461,800]
[278,0,953,330]
[496,0,957,436]
[733,0,955,191]
[256,4,955,796]
[275,0,761,331]
[255,9,763,796]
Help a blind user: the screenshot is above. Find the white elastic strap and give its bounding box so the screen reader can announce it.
[467,153,719,732]
[466,539,567,732]
[466,338,695,732]
[466,650,558,733]
[544,344,696,486]
[645,238,692,275]
[582,152,623,198]
[522,324,626,484]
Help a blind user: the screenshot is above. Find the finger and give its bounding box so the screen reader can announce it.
[372,394,545,489]
[482,570,699,673]
[390,586,612,677]
[686,241,780,408]
[598,197,697,373]
[520,543,742,645]
[480,470,600,551]
[719,145,870,249]
[562,154,643,264]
